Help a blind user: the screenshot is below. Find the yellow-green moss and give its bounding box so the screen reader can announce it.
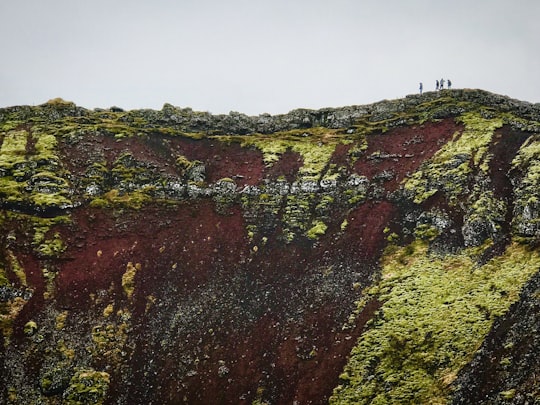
[0,296,27,344]
[404,112,503,205]
[511,135,540,237]
[37,232,66,258]
[0,128,72,209]
[64,368,110,405]
[103,304,114,318]
[306,220,328,240]
[0,266,9,287]
[33,132,58,160]
[0,130,27,168]
[331,241,540,404]
[23,320,37,336]
[122,262,141,300]
[281,194,313,240]
[56,310,69,330]
[42,265,57,300]
[219,127,348,181]
[6,250,26,287]
[91,309,131,367]
[90,189,151,210]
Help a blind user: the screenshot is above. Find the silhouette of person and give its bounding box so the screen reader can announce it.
[436,80,439,90]
[419,82,423,95]
[440,78,445,89]
[447,79,452,89]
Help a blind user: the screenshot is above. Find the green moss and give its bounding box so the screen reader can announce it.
[30,191,72,208]
[0,128,73,209]
[500,389,516,400]
[90,189,151,210]
[55,310,69,330]
[0,130,27,169]
[23,320,37,336]
[64,368,110,405]
[42,265,57,300]
[91,309,131,367]
[0,296,28,343]
[175,155,193,171]
[404,112,503,205]
[282,194,313,240]
[0,267,9,286]
[33,132,58,160]
[331,241,540,404]
[219,127,348,181]
[6,250,26,287]
[347,140,369,163]
[32,225,66,258]
[346,191,366,206]
[315,195,335,213]
[306,220,328,240]
[413,224,440,241]
[291,141,336,181]
[511,135,540,237]
[122,262,140,300]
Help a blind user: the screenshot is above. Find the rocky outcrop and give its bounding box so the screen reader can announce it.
[1,90,540,404]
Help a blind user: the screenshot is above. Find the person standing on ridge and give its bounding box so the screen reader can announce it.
[419,82,423,95]
[436,80,439,90]
[448,79,452,89]
[440,78,445,89]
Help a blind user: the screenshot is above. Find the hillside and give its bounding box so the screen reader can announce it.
[1,89,540,404]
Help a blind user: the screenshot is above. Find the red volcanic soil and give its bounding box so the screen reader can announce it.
[6,118,471,404]
[56,201,250,308]
[60,134,267,187]
[49,194,391,404]
[265,150,303,183]
[353,119,461,191]
[488,126,530,199]
[170,138,266,186]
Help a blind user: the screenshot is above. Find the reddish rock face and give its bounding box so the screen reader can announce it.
[352,120,461,191]
[5,118,446,403]
[52,200,381,404]
[2,91,540,404]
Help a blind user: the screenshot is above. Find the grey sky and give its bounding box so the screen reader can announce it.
[1,0,539,115]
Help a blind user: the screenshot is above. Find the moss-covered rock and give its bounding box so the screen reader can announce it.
[63,368,110,405]
[331,242,540,404]
[1,90,540,404]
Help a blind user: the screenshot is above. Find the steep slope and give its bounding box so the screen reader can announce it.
[0,90,539,404]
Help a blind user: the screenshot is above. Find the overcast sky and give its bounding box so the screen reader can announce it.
[1,0,539,115]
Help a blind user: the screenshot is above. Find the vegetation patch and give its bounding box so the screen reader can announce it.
[306,220,328,240]
[217,127,353,181]
[511,134,540,238]
[404,112,503,205]
[331,241,540,404]
[122,262,141,300]
[63,368,110,405]
[0,128,73,210]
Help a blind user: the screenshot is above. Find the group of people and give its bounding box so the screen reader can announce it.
[419,78,452,95]
[435,78,451,90]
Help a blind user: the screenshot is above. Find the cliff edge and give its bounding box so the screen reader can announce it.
[1,89,540,404]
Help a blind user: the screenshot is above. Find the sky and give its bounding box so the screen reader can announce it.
[1,0,539,115]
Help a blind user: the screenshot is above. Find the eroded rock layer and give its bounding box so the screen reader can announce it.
[1,89,540,404]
